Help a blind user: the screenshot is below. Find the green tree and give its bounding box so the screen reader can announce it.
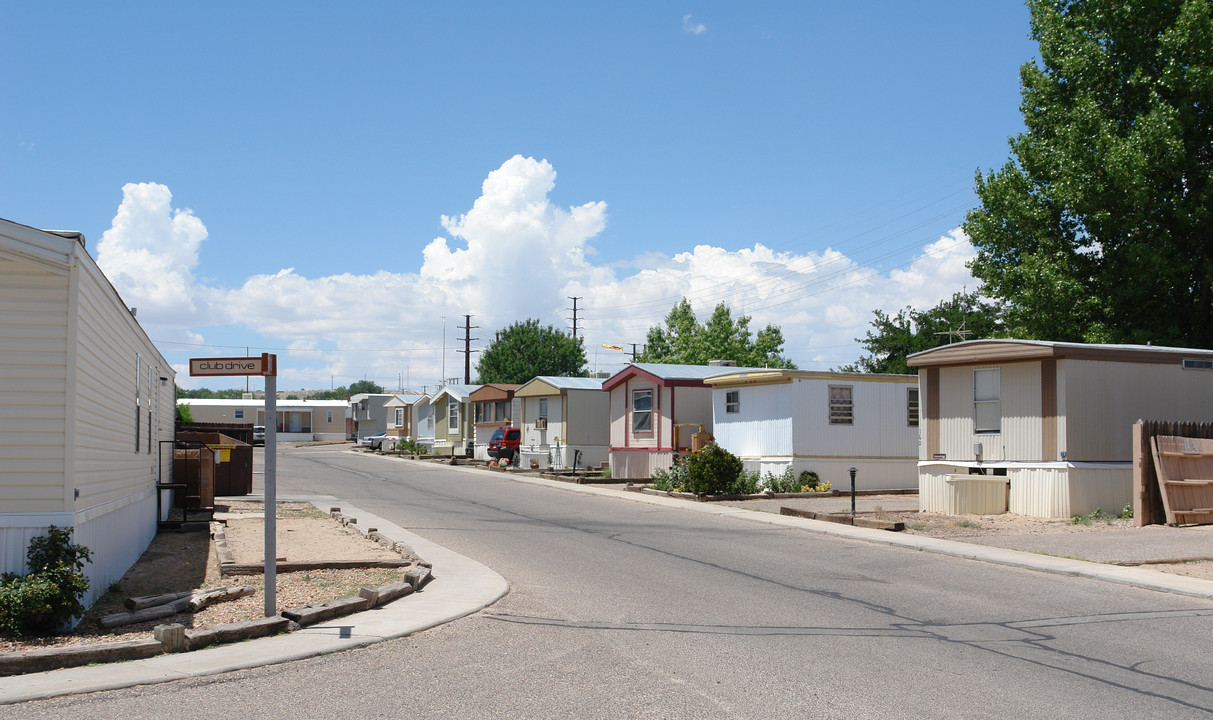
[175,402,194,423]
[476,319,587,384]
[965,0,1213,345]
[637,299,797,368]
[348,380,384,395]
[842,291,1005,374]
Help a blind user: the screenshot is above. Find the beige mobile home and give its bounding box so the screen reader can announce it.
[0,218,175,609]
[180,398,348,441]
[907,340,1213,518]
[515,376,609,470]
[704,369,919,491]
[604,363,766,480]
[385,392,429,441]
[430,384,479,455]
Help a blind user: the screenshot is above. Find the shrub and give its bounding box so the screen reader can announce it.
[0,526,92,636]
[651,455,691,491]
[798,471,820,491]
[684,444,743,496]
[763,468,800,494]
[728,470,760,496]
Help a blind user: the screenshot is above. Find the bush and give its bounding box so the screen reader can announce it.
[684,444,743,496]
[798,471,820,491]
[651,454,691,491]
[0,526,92,636]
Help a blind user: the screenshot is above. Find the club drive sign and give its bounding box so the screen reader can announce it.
[189,353,277,377]
[187,352,281,617]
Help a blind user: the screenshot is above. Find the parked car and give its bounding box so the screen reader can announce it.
[359,432,387,448]
[253,426,265,445]
[370,434,394,451]
[487,427,521,464]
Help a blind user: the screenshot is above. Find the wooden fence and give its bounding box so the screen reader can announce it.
[1133,420,1213,526]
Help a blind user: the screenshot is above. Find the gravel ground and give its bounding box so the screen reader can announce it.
[0,502,412,653]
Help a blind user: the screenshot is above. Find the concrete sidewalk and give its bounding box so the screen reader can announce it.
[0,497,509,705]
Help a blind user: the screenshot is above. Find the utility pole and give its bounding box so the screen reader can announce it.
[567,296,582,338]
[457,314,479,384]
[629,343,642,362]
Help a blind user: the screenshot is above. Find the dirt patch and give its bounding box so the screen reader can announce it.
[1,502,414,654]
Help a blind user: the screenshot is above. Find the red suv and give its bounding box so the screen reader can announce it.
[487,427,521,464]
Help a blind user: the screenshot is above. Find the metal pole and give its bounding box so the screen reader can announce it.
[264,367,277,617]
[849,467,857,516]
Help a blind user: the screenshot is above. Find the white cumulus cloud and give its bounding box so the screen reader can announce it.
[99,157,979,388]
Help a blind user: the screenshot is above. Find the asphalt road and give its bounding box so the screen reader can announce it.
[8,446,1213,719]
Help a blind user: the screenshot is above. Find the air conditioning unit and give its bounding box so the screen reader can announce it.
[534,418,548,430]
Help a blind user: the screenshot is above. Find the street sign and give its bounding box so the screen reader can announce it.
[189,354,277,377]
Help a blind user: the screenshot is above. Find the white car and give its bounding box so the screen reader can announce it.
[358,432,387,448]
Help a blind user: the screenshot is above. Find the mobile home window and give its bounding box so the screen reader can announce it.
[135,354,142,451]
[829,385,853,425]
[632,389,653,433]
[907,388,919,427]
[974,368,1001,433]
[725,390,740,414]
[538,398,548,418]
[327,410,333,423]
[234,409,245,419]
[395,408,404,426]
[448,398,459,430]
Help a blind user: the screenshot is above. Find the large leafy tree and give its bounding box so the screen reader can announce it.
[477,319,587,383]
[842,291,1005,375]
[637,299,797,368]
[965,0,1213,345]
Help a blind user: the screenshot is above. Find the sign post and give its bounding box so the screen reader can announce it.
[191,353,279,617]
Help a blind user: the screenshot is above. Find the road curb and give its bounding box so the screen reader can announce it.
[0,497,509,705]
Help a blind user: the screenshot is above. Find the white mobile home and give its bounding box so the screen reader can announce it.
[515,376,609,470]
[704,370,919,491]
[908,340,1213,518]
[0,218,176,609]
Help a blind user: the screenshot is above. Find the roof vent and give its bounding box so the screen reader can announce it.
[708,360,737,367]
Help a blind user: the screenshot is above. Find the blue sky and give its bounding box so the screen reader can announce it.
[1,2,1036,391]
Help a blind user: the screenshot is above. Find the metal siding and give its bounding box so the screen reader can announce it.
[608,449,675,480]
[1007,466,1131,518]
[1000,361,1042,461]
[72,259,171,510]
[0,257,68,512]
[608,385,627,447]
[1064,359,1213,461]
[565,389,609,447]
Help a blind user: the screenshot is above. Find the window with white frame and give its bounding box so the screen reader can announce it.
[395,408,404,426]
[234,409,245,419]
[449,397,459,430]
[327,410,333,423]
[829,385,853,425]
[974,368,1000,433]
[907,387,919,427]
[725,390,740,414]
[631,389,653,433]
[538,397,548,418]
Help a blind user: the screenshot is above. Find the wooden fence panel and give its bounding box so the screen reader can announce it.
[1134,420,1213,526]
